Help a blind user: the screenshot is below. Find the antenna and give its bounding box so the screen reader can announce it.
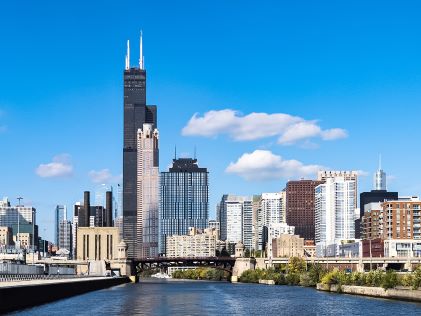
[174,145,177,160]
[125,40,130,70]
[194,145,197,160]
[139,30,144,69]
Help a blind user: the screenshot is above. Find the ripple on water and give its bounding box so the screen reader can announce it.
[9,280,421,316]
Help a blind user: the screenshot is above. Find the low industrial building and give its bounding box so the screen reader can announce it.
[76,227,120,261]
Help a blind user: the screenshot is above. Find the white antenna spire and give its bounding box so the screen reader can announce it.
[139,31,144,69]
[125,40,130,70]
[379,154,382,170]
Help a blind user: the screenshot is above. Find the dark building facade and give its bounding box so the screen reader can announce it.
[286,180,324,241]
[159,158,209,254]
[357,190,398,238]
[122,38,157,258]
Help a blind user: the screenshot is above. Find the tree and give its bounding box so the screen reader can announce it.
[288,257,306,274]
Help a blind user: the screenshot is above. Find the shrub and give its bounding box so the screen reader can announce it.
[285,273,300,285]
[321,269,340,285]
[412,266,421,290]
[299,272,314,287]
[381,270,399,290]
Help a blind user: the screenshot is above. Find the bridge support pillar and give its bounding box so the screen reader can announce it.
[404,261,413,272]
[232,258,256,282]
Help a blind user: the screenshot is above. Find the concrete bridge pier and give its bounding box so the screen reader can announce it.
[231,258,256,283]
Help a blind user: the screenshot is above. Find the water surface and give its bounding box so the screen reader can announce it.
[10,279,421,315]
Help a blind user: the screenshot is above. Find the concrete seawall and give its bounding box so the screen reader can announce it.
[316,283,421,302]
[0,276,130,314]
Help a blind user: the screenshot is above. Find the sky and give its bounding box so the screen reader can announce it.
[1,1,421,241]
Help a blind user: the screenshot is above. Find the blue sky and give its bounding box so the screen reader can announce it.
[1,1,421,241]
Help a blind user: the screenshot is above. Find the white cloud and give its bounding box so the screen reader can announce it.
[88,169,122,184]
[35,154,73,178]
[225,149,325,181]
[182,109,348,145]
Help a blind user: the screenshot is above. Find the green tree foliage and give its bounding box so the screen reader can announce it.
[288,257,306,274]
[171,268,226,281]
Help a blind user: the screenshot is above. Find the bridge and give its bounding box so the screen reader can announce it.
[134,256,236,273]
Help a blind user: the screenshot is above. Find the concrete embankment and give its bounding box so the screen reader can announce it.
[317,283,421,302]
[0,276,130,314]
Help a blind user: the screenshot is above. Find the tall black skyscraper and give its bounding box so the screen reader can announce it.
[123,35,157,258]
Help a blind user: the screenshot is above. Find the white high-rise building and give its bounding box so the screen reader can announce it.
[136,123,160,258]
[315,177,356,249]
[256,192,286,251]
[218,195,253,249]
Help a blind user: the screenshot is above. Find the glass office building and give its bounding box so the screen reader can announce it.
[159,158,209,254]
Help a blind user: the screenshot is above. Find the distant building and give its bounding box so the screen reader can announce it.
[358,161,398,238]
[159,158,209,255]
[315,177,356,256]
[384,239,421,257]
[255,192,286,251]
[286,180,324,241]
[0,227,13,247]
[115,216,124,242]
[271,234,304,258]
[267,223,295,258]
[208,220,220,240]
[166,227,217,258]
[76,227,120,261]
[361,202,383,240]
[58,220,72,253]
[136,123,160,258]
[122,35,157,260]
[55,205,67,246]
[382,197,421,239]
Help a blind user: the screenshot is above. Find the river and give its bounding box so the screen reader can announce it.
[8,279,421,315]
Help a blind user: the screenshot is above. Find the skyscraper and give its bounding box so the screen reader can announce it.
[159,158,209,254]
[136,123,159,258]
[358,160,398,238]
[374,155,386,191]
[54,205,66,246]
[286,180,324,241]
[123,34,158,258]
[315,177,356,250]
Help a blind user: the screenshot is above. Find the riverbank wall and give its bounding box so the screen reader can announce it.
[316,283,421,302]
[0,276,130,313]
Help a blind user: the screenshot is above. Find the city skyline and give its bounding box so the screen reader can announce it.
[3,2,421,241]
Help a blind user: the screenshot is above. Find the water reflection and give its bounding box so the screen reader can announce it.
[10,279,421,316]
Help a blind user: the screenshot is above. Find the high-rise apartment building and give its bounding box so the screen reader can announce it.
[286,180,324,241]
[255,192,286,251]
[382,197,421,239]
[315,177,356,245]
[361,202,383,240]
[159,158,209,254]
[136,123,159,258]
[123,34,158,258]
